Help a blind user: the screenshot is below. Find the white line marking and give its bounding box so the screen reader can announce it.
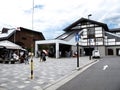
[103,65,108,70]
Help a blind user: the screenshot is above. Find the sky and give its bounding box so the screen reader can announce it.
[0,0,120,39]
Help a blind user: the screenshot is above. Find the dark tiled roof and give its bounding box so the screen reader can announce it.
[64,18,109,31]
[109,28,120,32]
[19,27,45,39]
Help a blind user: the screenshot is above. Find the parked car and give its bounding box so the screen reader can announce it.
[92,50,100,59]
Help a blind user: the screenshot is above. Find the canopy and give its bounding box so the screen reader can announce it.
[0,40,23,49]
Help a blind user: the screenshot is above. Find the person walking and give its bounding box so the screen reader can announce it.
[24,51,29,64]
[41,50,46,62]
[13,51,19,61]
[39,50,42,62]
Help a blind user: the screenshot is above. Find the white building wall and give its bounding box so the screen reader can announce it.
[71,46,77,56]
[98,46,105,57]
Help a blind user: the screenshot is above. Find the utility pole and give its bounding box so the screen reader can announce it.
[88,14,92,60]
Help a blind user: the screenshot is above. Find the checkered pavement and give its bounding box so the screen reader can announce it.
[0,57,94,90]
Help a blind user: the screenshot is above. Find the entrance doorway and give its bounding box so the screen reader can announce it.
[116,48,120,56]
[84,48,94,56]
[108,49,113,55]
[59,44,71,57]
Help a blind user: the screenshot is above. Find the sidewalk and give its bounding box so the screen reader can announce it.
[0,56,96,90]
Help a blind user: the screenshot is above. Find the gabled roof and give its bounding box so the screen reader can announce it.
[0,27,45,40]
[19,27,42,34]
[18,27,45,39]
[64,18,109,31]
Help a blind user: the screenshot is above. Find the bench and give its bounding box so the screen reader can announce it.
[0,58,4,63]
[0,58,19,64]
[4,60,9,64]
[10,58,19,64]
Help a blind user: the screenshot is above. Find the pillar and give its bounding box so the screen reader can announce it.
[56,42,59,58]
[35,43,38,57]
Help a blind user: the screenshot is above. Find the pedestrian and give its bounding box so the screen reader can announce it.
[39,50,42,62]
[41,50,46,62]
[37,50,40,58]
[13,51,19,61]
[24,51,29,64]
[19,51,25,63]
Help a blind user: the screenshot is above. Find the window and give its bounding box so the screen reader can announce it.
[22,37,27,40]
[95,27,103,37]
[108,39,115,45]
[95,27,102,31]
[95,34,103,37]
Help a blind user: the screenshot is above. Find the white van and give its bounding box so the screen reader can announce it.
[92,50,100,58]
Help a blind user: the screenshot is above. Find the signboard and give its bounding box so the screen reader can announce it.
[0,46,6,49]
[75,33,80,42]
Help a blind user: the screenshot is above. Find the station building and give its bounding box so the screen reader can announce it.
[35,18,120,58]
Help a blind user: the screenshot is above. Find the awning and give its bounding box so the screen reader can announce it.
[0,40,23,49]
[0,46,6,49]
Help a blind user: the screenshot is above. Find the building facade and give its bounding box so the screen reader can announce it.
[35,18,120,58]
[0,27,45,51]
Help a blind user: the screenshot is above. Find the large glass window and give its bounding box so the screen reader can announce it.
[87,28,95,38]
[108,39,115,45]
[95,27,103,37]
[95,34,103,37]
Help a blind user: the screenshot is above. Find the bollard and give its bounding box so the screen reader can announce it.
[31,59,33,79]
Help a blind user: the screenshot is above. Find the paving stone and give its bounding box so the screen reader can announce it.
[0,56,94,90]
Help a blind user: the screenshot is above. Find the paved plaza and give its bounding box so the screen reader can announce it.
[0,56,96,90]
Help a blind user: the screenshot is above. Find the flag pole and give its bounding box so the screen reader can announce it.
[30,0,34,80]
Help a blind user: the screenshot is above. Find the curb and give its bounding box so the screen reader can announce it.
[0,87,6,90]
[43,59,99,90]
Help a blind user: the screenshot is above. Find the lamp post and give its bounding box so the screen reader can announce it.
[88,14,92,19]
[75,33,80,69]
[88,14,92,60]
[77,42,79,68]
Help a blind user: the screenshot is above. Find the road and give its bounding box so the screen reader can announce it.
[57,56,120,90]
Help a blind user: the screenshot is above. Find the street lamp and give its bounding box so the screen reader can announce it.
[75,33,80,69]
[88,14,92,60]
[88,14,92,19]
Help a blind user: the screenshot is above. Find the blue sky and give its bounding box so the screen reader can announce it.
[0,0,120,39]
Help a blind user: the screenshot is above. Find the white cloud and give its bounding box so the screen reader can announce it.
[0,0,120,39]
[0,0,32,28]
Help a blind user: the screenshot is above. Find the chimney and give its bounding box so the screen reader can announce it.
[2,28,9,33]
